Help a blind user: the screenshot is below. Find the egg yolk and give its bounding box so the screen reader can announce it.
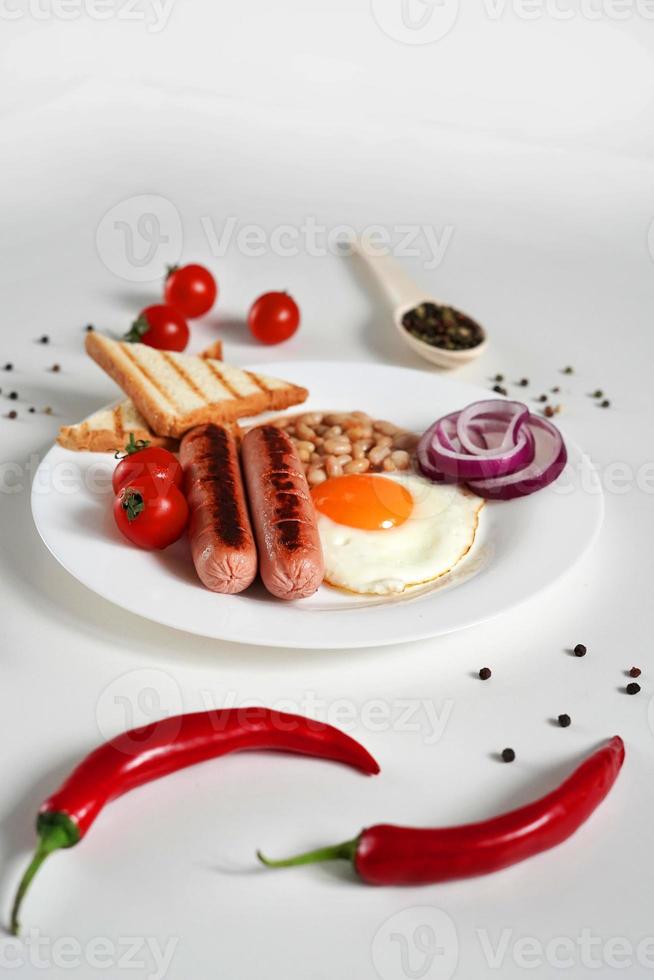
[311,474,413,530]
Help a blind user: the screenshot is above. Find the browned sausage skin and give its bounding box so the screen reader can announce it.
[241,425,324,600]
[180,424,257,594]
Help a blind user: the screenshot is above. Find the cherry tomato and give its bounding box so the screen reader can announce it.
[248,291,300,345]
[113,480,189,550]
[165,264,217,319]
[112,436,183,496]
[125,304,189,352]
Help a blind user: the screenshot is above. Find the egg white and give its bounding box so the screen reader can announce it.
[316,472,484,596]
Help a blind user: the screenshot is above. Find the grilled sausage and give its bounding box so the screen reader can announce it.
[180,424,257,594]
[241,425,324,599]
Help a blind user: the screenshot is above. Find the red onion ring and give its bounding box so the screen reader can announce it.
[416,400,567,499]
[466,414,567,500]
[457,400,529,457]
[428,414,535,479]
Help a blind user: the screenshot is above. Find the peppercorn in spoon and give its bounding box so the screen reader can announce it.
[351,238,487,369]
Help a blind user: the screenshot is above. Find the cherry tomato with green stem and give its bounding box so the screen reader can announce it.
[124,305,190,352]
[113,479,189,550]
[112,435,183,496]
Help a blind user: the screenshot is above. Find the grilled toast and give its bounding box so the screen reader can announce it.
[85,333,308,438]
[58,339,225,452]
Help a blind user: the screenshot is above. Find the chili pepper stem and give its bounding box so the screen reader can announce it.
[257,837,359,870]
[10,813,79,936]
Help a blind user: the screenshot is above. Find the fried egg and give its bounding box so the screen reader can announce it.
[311,472,484,595]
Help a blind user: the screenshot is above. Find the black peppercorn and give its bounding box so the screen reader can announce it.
[537,394,548,402]
[50,364,61,373]
[573,643,587,657]
[85,324,94,332]
[8,391,17,400]
[501,748,515,763]
[28,407,35,413]
[4,363,13,371]
[518,378,529,387]
[600,399,610,408]
[592,389,603,398]
[562,366,574,374]
[558,713,571,728]
[492,384,507,396]
[493,373,504,382]
[626,682,641,695]
[39,335,49,344]
[479,667,492,680]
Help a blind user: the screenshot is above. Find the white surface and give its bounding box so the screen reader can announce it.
[2,7,654,980]
[31,362,602,649]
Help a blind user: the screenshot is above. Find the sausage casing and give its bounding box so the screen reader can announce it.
[180,424,257,594]
[241,425,324,599]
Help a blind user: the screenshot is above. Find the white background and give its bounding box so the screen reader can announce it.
[2,2,654,978]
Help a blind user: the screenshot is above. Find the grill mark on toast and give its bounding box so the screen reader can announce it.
[162,353,206,400]
[122,346,179,410]
[113,406,124,439]
[204,360,239,400]
[245,371,269,393]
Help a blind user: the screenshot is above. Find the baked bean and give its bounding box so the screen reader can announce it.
[344,458,370,474]
[392,432,418,451]
[264,411,416,478]
[296,422,316,441]
[323,436,351,454]
[325,456,343,478]
[390,450,410,470]
[369,444,391,467]
[347,424,373,440]
[374,420,399,435]
[307,466,327,485]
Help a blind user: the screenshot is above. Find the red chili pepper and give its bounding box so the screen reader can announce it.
[10,707,379,934]
[258,736,624,885]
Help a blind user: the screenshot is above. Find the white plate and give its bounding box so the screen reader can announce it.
[31,361,603,649]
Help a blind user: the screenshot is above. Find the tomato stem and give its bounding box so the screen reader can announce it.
[123,315,149,344]
[121,489,145,522]
[114,433,150,460]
